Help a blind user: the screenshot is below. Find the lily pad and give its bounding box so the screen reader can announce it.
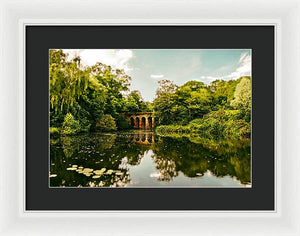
[72,165,78,168]
[92,175,101,179]
[93,170,105,175]
[67,167,77,171]
[49,174,57,178]
[83,168,93,173]
[106,169,114,175]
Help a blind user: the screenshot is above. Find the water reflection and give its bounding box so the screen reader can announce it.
[130,130,157,145]
[50,130,251,187]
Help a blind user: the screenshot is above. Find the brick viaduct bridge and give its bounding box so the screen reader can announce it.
[126,112,155,129]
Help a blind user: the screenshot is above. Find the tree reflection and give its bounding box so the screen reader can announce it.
[50,130,251,187]
[153,157,178,181]
[151,135,251,184]
[50,132,149,187]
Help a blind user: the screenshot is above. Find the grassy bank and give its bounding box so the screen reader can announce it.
[156,110,250,140]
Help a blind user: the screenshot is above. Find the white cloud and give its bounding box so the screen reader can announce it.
[229,52,251,79]
[62,49,133,72]
[199,52,251,84]
[238,52,248,63]
[198,76,218,84]
[150,74,164,79]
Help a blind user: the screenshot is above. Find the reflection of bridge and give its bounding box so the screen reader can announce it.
[126,112,155,129]
[130,131,156,145]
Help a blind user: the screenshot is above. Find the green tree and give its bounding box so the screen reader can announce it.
[61,113,81,136]
[49,50,136,133]
[231,77,251,109]
[124,90,148,112]
[154,80,178,125]
[210,79,240,109]
[91,63,131,118]
[231,77,251,121]
[154,80,212,125]
[154,77,251,139]
[50,50,89,113]
[95,114,117,131]
[179,81,212,120]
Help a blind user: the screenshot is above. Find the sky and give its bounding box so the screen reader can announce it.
[63,49,251,102]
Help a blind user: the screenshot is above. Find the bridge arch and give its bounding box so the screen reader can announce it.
[148,117,153,128]
[141,117,146,128]
[130,117,134,127]
[126,112,155,129]
[135,117,140,128]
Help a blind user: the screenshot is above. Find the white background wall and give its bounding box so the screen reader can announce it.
[0,0,299,235]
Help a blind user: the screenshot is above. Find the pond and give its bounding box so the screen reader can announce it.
[50,130,251,188]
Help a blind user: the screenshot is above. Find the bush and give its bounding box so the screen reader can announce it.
[188,117,224,138]
[156,109,250,140]
[50,127,60,137]
[96,114,117,131]
[116,116,131,130]
[61,113,81,136]
[222,119,250,139]
[203,109,242,121]
[69,101,91,132]
[156,124,191,134]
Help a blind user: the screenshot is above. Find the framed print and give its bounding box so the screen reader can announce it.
[1,0,300,235]
[26,26,273,211]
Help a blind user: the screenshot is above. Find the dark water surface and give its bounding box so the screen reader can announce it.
[50,130,251,187]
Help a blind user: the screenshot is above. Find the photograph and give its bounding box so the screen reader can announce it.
[49,49,252,188]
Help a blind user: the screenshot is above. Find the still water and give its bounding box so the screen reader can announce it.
[50,130,251,188]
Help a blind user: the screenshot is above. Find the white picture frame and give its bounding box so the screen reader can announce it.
[0,0,299,235]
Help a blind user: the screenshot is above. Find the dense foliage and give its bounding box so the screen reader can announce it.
[95,114,117,131]
[156,110,250,139]
[154,77,251,139]
[50,50,151,135]
[61,113,82,136]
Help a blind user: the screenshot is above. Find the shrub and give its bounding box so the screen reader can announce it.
[156,109,250,140]
[69,101,91,132]
[96,114,117,131]
[156,124,191,134]
[204,109,242,121]
[61,113,81,136]
[116,116,131,130]
[50,127,60,137]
